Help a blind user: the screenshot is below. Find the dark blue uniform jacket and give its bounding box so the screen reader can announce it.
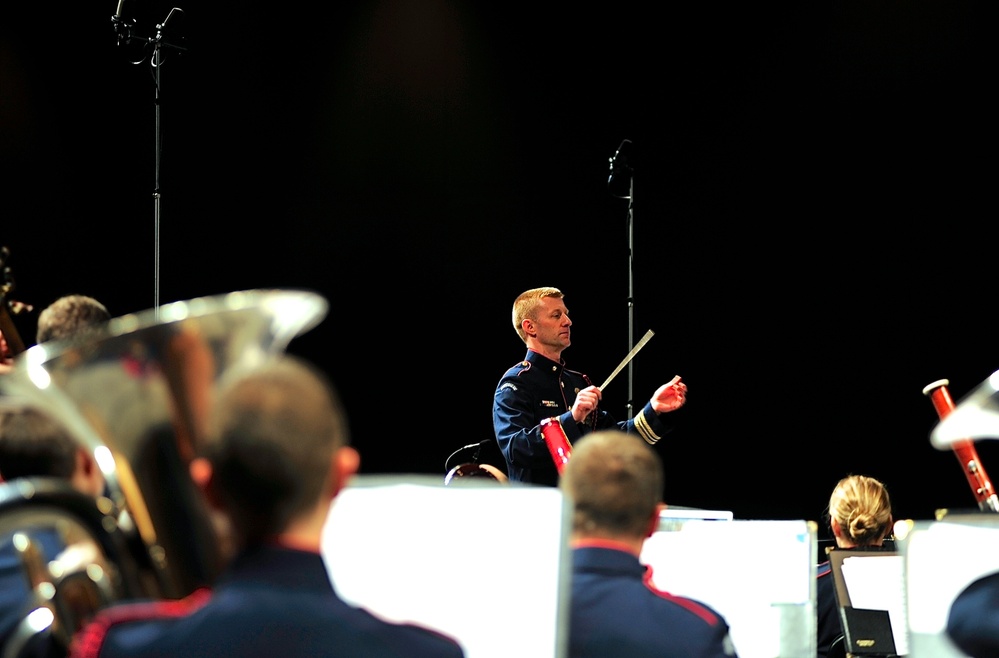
[569,542,738,658]
[0,526,65,653]
[493,349,676,485]
[815,560,841,657]
[947,569,999,658]
[71,544,466,658]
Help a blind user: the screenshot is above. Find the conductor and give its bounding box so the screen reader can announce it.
[492,287,687,486]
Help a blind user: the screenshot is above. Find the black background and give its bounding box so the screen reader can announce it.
[2,1,996,529]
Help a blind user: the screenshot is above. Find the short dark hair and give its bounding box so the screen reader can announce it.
[204,356,350,544]
[560,430,663,537]
[36,294,111,344]
[0,403,78,481]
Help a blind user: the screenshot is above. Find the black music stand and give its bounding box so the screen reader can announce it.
[828,548,906,657]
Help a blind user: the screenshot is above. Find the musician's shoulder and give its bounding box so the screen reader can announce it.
[496,361,531,396]
[502,359,532,376]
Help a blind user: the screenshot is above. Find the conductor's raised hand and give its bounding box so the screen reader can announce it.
[571,385,602,423]
[651,375,687,414]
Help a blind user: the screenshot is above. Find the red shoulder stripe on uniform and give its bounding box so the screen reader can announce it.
[68,588,213,658]
[642,566,722,626]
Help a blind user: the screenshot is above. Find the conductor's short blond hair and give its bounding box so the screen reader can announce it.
[511,287,563,344]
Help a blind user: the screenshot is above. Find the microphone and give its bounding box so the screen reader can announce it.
[462,438,493,459]
[160,7,185,30]
[458,440,490,452]
[112,0,133,45]
[608,139,633,199]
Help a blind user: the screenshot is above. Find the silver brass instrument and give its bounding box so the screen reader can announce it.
[0,476,133,656]
[0,289,328,652]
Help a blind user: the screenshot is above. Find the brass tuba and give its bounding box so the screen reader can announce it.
[0,289,327,652]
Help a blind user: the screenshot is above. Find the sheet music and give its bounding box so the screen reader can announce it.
[842,554,909,656]
[642,520,815,658]
[322,477,572,658]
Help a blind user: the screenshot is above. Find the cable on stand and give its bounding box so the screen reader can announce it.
[608,139,635,418]
[112,1,187,319]
[443,440,506,484]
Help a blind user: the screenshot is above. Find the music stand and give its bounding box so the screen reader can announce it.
[828,548,907,656]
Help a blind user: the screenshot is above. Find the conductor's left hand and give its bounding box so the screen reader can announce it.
[650,375,687,414]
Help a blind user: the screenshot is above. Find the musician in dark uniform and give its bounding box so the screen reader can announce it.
[493,286,688,486]
[0,404,109,647]
[815,560,839,657]
[947,569,999,658]
[70,356,465,658]
[561,429,738,657]
[815,474,894,658]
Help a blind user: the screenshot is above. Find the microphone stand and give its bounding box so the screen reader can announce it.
[112,5,187,319]
[608,141,635,418]
[625,176,635,419]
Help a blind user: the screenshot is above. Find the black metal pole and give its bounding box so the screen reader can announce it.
[608,140,635,418]
[111,5,187,319]
[153,40,162,318]
[625,176,635,419]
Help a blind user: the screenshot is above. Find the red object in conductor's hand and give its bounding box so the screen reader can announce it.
[541,417,572,474]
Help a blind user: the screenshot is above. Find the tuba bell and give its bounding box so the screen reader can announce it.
[0,289,328,652]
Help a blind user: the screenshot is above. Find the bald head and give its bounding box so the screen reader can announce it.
[560,430,663,539]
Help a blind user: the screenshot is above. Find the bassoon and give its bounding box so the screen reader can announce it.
[923,378,999,512]
[540,417,572,474]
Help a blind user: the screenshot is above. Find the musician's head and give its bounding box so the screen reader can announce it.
[191,355,359,550]
[512,287,571,353]
[827,474,893,548]
[560,430,663,552]
[0,402,106,496]
[36,294,111,344]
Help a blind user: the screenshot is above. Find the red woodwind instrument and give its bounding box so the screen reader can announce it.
[923,379,999,512]
[540,417,572,474]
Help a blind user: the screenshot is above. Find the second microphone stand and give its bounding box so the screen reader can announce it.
[608,140,635,418]
[112,6,187,318]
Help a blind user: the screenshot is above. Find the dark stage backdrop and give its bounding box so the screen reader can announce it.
[2,1,995,530]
